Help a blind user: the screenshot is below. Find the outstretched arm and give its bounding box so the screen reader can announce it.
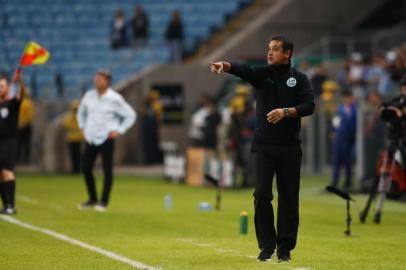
[210,61,231,74]
[210,61,260,86]
[14,72,26,101]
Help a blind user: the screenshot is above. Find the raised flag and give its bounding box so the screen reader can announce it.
[19,41,50,66]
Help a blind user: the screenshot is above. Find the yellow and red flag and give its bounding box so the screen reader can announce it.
[19,41,50,66]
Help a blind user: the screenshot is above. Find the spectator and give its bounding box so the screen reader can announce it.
[227,86,253,187]
[63,100,83,174]
[229,84,250,114]
[311,64,328,97]
[366,52,393,97]
[337,59,351,90]
[188,93,209,147]
[110,9,129,49]
[149,90,163,123]
[141,92,163,165]
[131,4,149,48]
[55,72,64,98]
[348,52,367,98]
[388,47,406,82]
[331,91,357,192]
[299,60,315,79]
[166,10,184,63]
[239,101,256,187]
[321,80,339,102]
[17,92,34,164]
[202,97,221,151]
[362,91,384,191]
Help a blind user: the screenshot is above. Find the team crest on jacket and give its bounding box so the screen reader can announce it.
[287,77,296,87]
[0,108,9,119]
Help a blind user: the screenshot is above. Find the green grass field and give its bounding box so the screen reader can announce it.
[1,174,406,270]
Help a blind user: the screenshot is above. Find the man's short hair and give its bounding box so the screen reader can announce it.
[270,36,294,58]
[0,71,9,83]
[342,90,353,97]
[0,76,8,84]
[96,69,112,82]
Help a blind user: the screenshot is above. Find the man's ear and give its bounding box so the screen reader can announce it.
[285,50,292,59]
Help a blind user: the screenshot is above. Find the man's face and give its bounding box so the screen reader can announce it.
[0,79,9,99]
[94,74,109,91]
[267,40,291,65]
[343,95,353,105]
[368,93,381,106]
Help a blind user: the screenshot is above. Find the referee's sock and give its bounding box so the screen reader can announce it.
[0,182,7,208]
[5,181,15,208]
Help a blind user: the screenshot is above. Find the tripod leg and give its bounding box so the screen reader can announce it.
[215,189,221,211]
[374,155,396,224]
[360,152,388,223]
[360,175,379,223]
[345,200,351,236]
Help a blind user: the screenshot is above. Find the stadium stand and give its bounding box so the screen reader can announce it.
[0,0,251,100]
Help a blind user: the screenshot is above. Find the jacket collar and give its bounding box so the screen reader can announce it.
[267,61,292,75]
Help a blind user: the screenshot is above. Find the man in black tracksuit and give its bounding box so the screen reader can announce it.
[211,36,314,262]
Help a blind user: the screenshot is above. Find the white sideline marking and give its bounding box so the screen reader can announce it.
[16,195,39,205]
[0,216,161,270]
[16,194,63,211]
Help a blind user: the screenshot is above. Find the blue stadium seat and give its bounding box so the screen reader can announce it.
[54,15,75,27]
[0,0,250,100]
[30,15,53,27]
[7,15,29,27]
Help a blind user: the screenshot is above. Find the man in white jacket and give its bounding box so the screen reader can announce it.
[77,70,136,211]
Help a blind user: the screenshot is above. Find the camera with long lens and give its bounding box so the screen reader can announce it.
[379,99,406,143]
[380,107,401,124]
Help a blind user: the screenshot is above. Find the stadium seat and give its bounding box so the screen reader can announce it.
[0,0,251,99]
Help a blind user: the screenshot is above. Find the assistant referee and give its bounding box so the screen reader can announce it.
[0,73,25,215]
[211,36,314,262]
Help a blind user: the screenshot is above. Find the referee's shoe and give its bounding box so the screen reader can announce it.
[0,205,17,215]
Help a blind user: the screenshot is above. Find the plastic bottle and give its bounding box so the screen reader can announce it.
[240,210,248,234]
[164,193,172,210]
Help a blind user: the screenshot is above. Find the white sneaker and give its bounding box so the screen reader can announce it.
[94,204,107,212]
[5,207,17,215]
[78,201,97,211]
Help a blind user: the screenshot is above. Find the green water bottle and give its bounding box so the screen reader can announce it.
[240,210,248,235]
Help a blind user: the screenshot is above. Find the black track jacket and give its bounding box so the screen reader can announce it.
[228,62,315,147]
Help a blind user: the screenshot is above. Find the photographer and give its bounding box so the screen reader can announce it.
[359,77,406,222]
[380,76,406,137]
[377,76,406,195]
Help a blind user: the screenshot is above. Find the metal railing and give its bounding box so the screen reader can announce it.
[298,21,406,61]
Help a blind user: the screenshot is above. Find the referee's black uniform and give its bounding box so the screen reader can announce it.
[0,78,23,214]
[227,60,314,260]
